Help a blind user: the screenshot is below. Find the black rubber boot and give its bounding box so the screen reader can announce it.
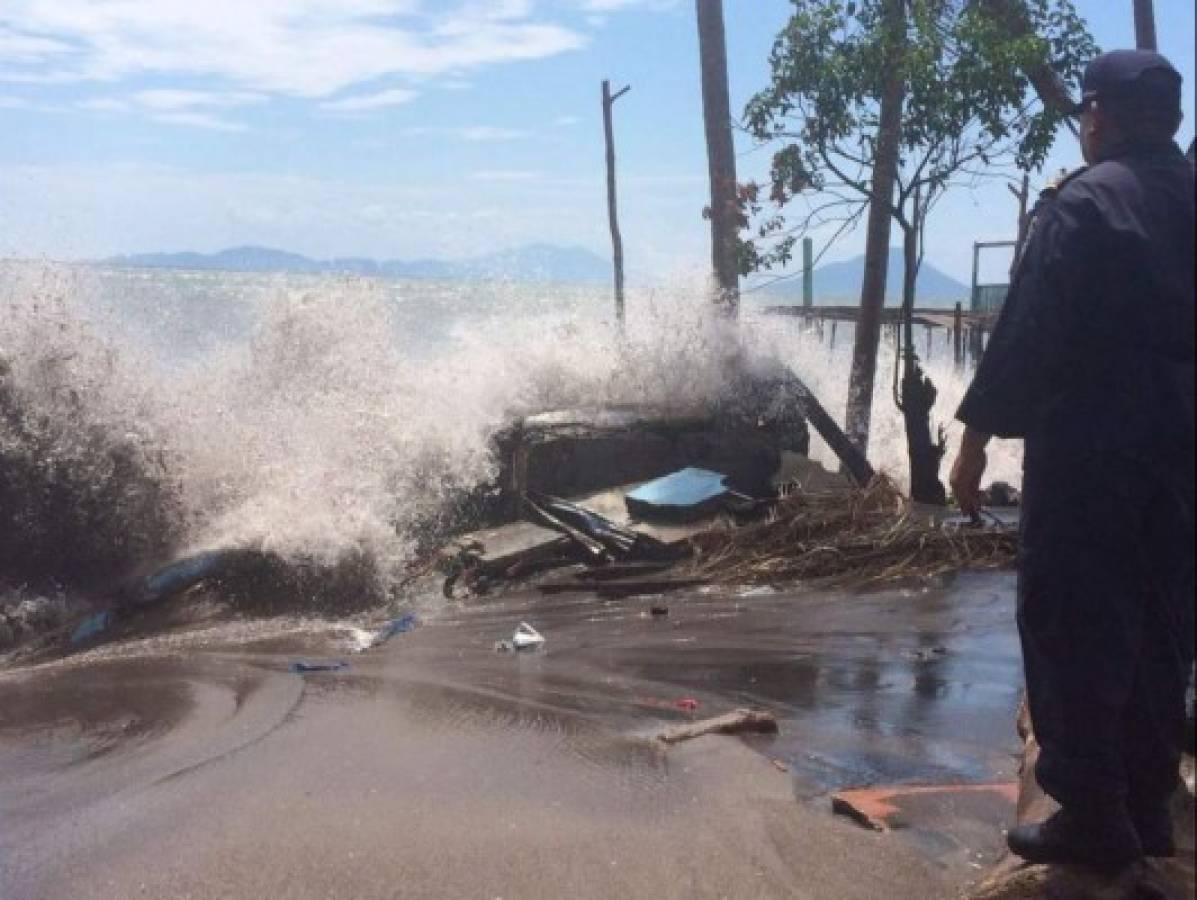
[1130,803,1176,858]
[1006,807,1144,870]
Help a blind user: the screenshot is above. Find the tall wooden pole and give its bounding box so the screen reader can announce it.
[1133,0,1157,51]
[695,0,740,314]
[602,80,631,330]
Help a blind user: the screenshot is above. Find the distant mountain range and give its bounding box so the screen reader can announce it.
[760,249,970,307]
[103,243,613,283]
[103,243,972,302]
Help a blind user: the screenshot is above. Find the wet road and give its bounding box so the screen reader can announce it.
[0,571,1023,899]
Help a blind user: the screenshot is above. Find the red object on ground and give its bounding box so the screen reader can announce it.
[831,782,1019,832]
[674,698,699,712]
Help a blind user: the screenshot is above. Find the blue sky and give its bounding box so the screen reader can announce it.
[1,0,1193,282]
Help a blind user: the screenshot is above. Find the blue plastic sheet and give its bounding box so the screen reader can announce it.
[140,551,226,603]
[625,468,730,522]
[70,611,112,646]
[373,613,417,646]
[289,660,349,674]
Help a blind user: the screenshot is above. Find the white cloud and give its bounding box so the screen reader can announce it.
[320,87,419,111]
[72,88,263,128]
[0,26,74,63]
[553,115,581,126]
[470,169,541,181]
[0,95,32,108]
[404,125,530,142]
[150,111,247,131]
[575,0,678,11]
[131,89,266,111]
[77,97,131,112]
[0,1,586,99]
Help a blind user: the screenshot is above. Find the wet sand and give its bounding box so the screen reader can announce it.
[0,571,1023,899]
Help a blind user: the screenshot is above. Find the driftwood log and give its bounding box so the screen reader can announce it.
[656,709,778,746]
[966,697,1195,900]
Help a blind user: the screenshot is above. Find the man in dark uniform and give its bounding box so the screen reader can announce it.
[951,49,1195,869]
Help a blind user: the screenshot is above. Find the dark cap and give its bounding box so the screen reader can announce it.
[1073,49,1182,115]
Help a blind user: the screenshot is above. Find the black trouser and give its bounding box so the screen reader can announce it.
[1017,450,1195,816]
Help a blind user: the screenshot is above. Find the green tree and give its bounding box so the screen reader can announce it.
[742,0,1095,503]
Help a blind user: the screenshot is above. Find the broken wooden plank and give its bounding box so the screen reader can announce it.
[537,577,709,598]
[656,709,778,745]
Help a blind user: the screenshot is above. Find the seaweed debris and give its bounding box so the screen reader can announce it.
[683,475,1017,584]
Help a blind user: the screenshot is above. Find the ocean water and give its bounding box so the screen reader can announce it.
[0,261,1022,600]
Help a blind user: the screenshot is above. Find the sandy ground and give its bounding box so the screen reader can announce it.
[0,572,1026,899]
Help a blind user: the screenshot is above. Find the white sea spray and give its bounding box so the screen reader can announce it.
[0,261,1022,602]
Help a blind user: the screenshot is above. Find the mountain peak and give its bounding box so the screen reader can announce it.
[103,244,612,283]
[761,248,969,307]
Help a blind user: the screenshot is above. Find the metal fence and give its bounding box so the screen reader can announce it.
[971,283,1008,314]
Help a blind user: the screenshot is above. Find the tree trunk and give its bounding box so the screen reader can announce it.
[695,0,740,313]
[844,0,905,454]
[897,220,947,505]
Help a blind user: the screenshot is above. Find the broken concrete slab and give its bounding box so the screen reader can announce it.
[570,483,721,547]
[495,400,804,519]
[452,521,574,575]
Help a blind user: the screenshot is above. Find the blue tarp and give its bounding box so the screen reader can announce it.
[372,613,417,646]
[289,660,349,674]
[625,468,731,522]
[140,551,227,604]
[70,611,112,646]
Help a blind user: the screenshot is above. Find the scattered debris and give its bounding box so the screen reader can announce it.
[525,491,678,563]
[771,758,789,773]
[371,613,417,647]
[831,783,1018,833]
[687,475,1018,584]
[289,660,349,674]
[650,605,669,617]
[656,708,778,745]
[511,621,545,651]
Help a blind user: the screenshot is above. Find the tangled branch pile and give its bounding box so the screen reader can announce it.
[685,476,1017,584]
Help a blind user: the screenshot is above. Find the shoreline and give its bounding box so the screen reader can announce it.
[1,571,1025,898]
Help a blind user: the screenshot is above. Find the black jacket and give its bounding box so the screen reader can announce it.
[957,141,1194,481]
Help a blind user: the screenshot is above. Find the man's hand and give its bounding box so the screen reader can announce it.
[951,427,991,517]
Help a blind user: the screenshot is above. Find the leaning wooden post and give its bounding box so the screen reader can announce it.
[1007,172,1030,279]
[602,80,631,332]
[802,237,814,308]
[695,0,740,315]
[1134,0,1157,51]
